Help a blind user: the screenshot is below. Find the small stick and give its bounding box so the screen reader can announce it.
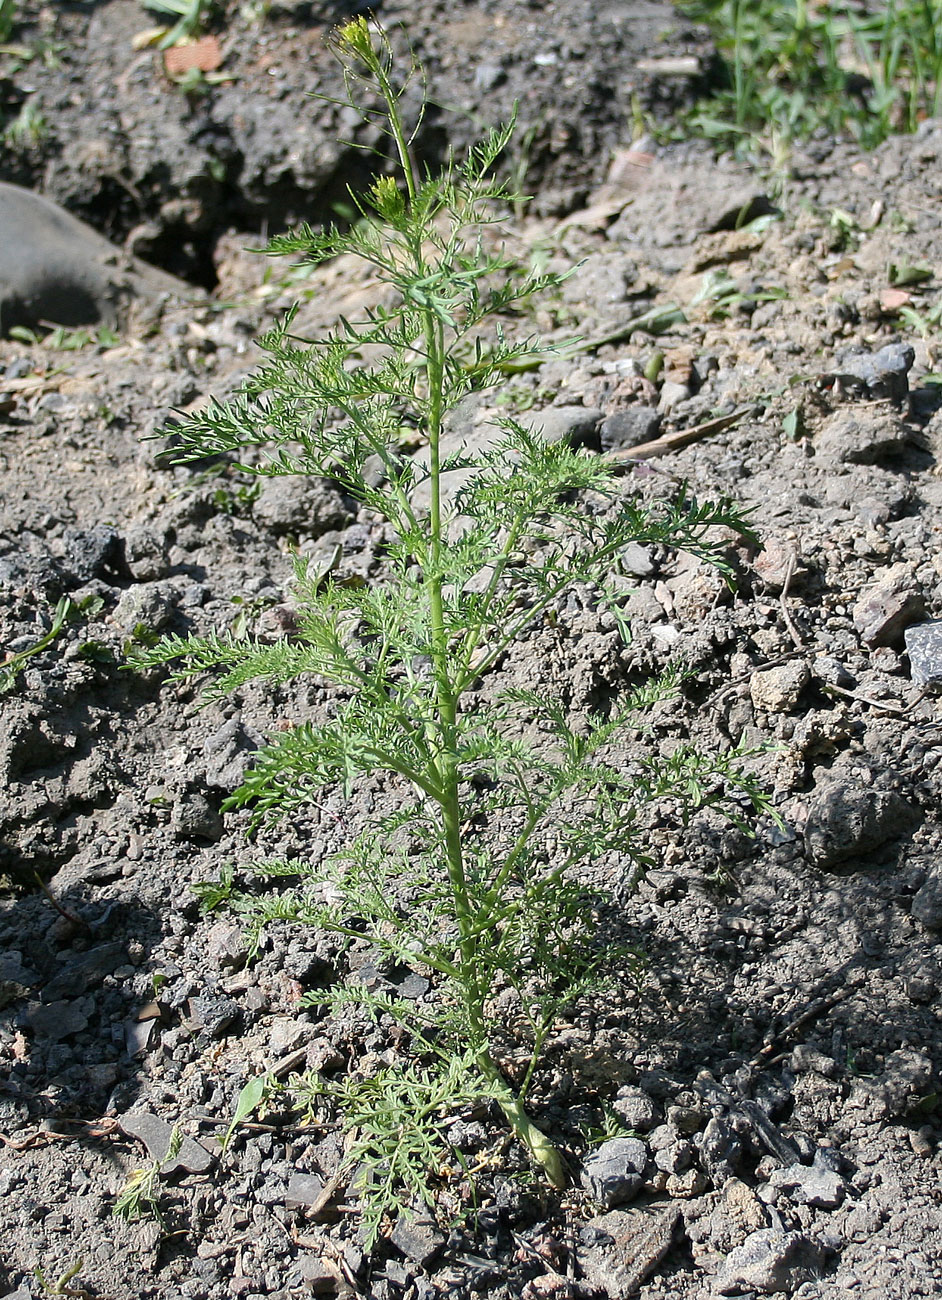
[750,987,852,1067]
[0,1130,44,1151]
[608,406,752,465]
[304,1126,360,1219]
[822,682,930,717]
[33,873,89,929]
[778,550,805,650]
[0,1117,119,1150]
[306,1164,347,1218]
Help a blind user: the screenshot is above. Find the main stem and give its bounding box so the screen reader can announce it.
[371,40,567,1189]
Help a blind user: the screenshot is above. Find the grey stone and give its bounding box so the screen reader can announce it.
[582,1137,647,1208]
[473,62,505,93]
[171,792,223,842]
[666,1104,705,1135]
[206,922,248,971]
[762,1162,845,1210]
[905,972,937,1002]
[576,1206,681,1297]
[856,496,892,526]
[880,1048,934,1114]
[42,942,126,1000]
[125,1016,157,1057]
[253,476,352,536]
[118,1110,213,1174]
[803,782,920,868]
[716,1229,828,1295]
[812,1146,845,1175]
[122,525,171,581]
[62,525,120,585]
[297,1256,343,1293]
[410,397,602,513]
[837,341,914,405]
[911,870,942,929]
[269,1016,310,1054]
[521,404,603,448]
[203,717,265,793]
[750,661,810,713]
[646,1123,675,1152]
[904,620,942,685]
[752,538,809,593]
[699,1115,743,1184]
[389,1214,445,1267]
[285,1172,325,1210]
[256,603,301,641]
[814,410,910,464]
[789,1044,838,1078]
[0,952,35,1008]
[618,541,657,579]
[612,1086,660,1131]
[0,180,189,334]
[687,1177,768,1254]
[185,993,242,1039]
[852,563,925,647]
[25,999,88,1040]
[811,655,855,689]
[560,251,638,308]
[384,1260,412,1288]
[849,1049,934,1121]
[657,380,690,412]
[396,973,430,999]
[112,584,175,635]
[654,1138,695,1174]
[600,406,661,451]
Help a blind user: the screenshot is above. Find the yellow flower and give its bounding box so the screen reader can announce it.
[370,174,405,222]
[334,16,373,62]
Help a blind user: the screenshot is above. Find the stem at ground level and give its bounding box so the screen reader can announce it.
[477,1049,567,1188]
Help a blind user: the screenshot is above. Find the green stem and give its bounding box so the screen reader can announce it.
[476,1048,567,1187]
[375,51,419,205]
[361,30,567,1192]
[1,596,72,691]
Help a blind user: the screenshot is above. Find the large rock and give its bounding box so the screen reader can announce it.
[389,1214,446,1267]
[803,781,920,869]
[117,1110,213,1175]
[521,404,603,448]
[582,1137,648,1208]
[911,870,942,929]
[716,1229,828,1295]
[761,1161,845,1210]
[252,475,353,536]
[0,181,189,333]
[852,563,925,647]
[814,409,910,465]
[576,1206,681,1297]
[837,342,915,405]
[749,661,810,713]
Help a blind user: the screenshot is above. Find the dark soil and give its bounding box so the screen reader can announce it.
[1,4,942,1300]
[3,0,709,283]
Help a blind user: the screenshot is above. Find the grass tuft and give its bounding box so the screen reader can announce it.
[680,0,942,154]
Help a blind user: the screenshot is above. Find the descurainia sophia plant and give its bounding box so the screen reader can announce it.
[135,16,774,1238]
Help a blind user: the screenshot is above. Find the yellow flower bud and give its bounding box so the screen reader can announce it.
[334,16,373,62]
